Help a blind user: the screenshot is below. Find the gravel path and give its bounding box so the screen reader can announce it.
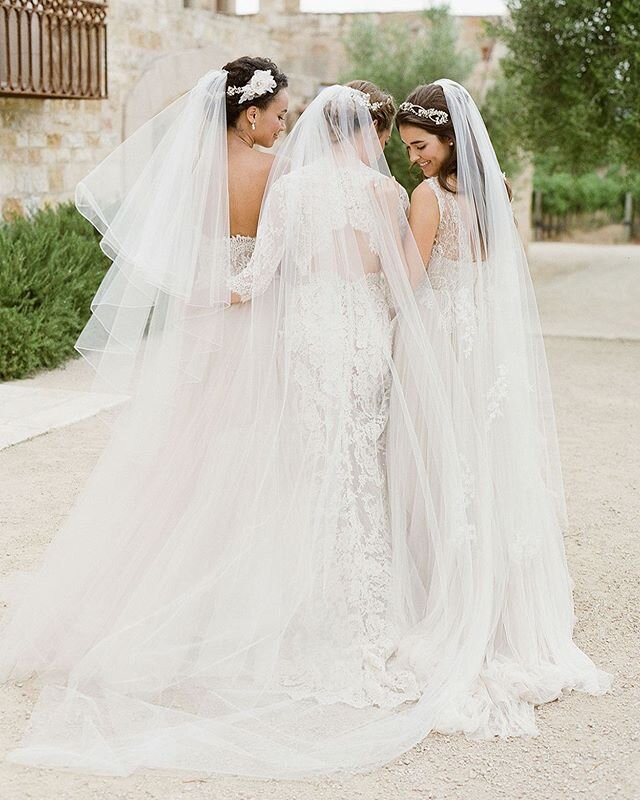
[1,243,638,799]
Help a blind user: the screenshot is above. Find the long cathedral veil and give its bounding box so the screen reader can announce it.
[0,78,609,778]
[392,79,611,737]
[0,80,493,778]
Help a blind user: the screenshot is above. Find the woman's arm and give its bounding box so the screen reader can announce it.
[408,181,440,267]
[372,176,429,292]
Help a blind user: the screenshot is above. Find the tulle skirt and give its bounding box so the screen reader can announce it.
[0,277,480,778]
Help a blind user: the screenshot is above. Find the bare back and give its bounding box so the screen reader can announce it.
[227,136,274,237]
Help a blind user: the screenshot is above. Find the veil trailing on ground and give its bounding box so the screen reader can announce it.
[0,78,608,778]
[0,81,494,778]
[393,78,611,736]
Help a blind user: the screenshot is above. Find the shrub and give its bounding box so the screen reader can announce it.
[0,203,109,381]
[533,169,640,219]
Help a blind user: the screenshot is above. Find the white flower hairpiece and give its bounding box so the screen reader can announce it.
[227,69,277,104]
[349,89,388,114]
[398,102,449,125]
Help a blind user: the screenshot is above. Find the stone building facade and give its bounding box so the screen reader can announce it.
[0,1,510,221]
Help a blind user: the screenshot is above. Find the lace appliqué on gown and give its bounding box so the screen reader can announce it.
[229,234,257,276]
[419,178,479,359]
[228,173,421,709]
[279,271,420,708]
[487,363,510,423]
[228,164,408,302]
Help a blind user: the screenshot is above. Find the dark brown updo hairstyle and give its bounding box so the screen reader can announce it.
[396,82,512,201]
[223,56,288,128]
[345,80,396,132]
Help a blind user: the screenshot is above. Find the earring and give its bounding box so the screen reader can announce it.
[251,121,256,131]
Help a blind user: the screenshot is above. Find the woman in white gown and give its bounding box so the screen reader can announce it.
[0,71,488,777]
[393,80,612,737]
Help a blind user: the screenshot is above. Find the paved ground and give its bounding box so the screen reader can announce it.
[529,243,640,340]
[0,242,639,799]
[0,358,124,450]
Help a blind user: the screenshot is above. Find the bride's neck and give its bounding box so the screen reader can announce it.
[228,127,254,150]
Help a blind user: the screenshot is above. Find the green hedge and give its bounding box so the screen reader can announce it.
[533,169,640,217]
[0,203,109,381]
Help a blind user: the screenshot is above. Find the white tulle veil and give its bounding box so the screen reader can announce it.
[75,69,233,401]
[392,78,611,736]
[0,75,609,779]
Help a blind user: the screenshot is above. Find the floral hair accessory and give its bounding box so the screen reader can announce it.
[398,102,449,125]
[227,69,277,104]
[349,89,390,113]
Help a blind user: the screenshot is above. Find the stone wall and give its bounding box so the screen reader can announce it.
[0,0,273,217]
[0,1,506,220]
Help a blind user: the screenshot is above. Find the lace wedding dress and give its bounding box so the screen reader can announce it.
[391,101,611,736]
[0,216,421,777]
[416,178,478,358]
[228,168,422,710]
[0,78,609,780]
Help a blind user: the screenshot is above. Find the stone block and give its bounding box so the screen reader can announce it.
[55,113,75,130]
[0,129,17,147]
[29,133,47,147]
[0,164,16,192]
[63,132,86,149]
[5,148,28,164]
[2,196,24,220]
[66,161,91,186]
[128,28,163,49]
[16,168,48,194]
[48,165,65,193]
[41,148,59,164]
[83,112,103,133]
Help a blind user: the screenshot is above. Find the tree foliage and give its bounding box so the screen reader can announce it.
[534,167,640,216]
[480,70,526,179]
[341,7,475,192]
[496,0,640,172]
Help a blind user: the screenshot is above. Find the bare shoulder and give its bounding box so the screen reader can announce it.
[410,180,440,222]
[411,179,438,207]
[409,179,440,246]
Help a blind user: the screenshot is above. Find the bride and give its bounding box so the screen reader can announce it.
[393,79,612,736]
[0,67,482,778]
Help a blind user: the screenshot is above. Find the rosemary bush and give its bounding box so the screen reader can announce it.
[0,203,109,381]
